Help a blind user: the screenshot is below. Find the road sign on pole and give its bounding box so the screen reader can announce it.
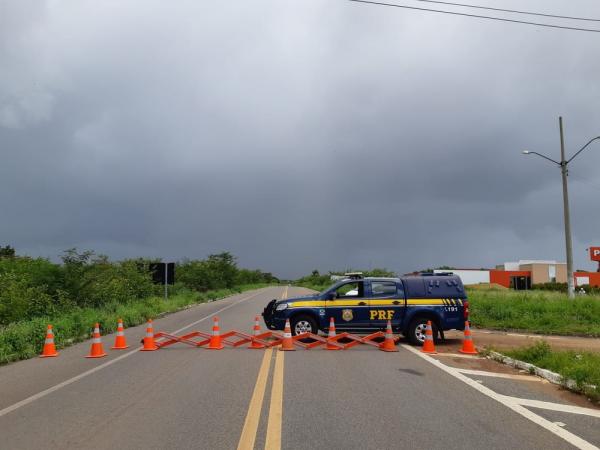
[148,263,175,299]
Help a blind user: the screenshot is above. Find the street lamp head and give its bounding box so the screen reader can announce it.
[522,150,531,154]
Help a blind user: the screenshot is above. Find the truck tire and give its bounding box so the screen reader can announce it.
[290,314,318,336]
[407,317,439,346]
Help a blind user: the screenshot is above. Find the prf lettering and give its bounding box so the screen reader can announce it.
[370,310,394,320]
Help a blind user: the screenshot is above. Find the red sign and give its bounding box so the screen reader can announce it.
[590,247,600,261]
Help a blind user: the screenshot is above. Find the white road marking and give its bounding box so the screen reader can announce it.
[402,344,600,450]
[434,353,484,359]
[457,368,541,382]
[512,398,600,419]
[555,422,567,427]
[0,289,268,418]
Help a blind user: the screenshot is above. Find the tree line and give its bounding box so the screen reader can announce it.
[0,246,277,326]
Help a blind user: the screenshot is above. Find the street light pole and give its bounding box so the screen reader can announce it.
[558,117,575,299]
[522,117,600,300]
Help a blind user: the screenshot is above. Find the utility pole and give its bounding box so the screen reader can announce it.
[164,262,168,301]
[522,118,600,300]
[559,117,575,299]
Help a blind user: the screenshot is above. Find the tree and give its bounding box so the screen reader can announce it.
[0,245,16,258]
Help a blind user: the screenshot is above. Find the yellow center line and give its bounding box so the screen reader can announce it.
[237,348,273,450]
[265,350,284,450]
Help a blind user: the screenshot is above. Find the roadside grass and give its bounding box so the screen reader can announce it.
[0,283,271,365]
[468,288,600,337]
[504,341,600,402]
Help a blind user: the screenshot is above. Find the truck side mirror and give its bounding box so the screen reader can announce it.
[327,292,337,300]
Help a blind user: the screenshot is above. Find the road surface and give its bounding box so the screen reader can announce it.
[0,286,598,449]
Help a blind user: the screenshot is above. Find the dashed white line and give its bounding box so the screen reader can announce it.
[402,344,599,450]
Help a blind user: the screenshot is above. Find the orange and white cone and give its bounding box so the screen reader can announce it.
[141,319,158,351]
[40,324,59,358]
[421,320,437,354]
[111,318,129,350]
[379,320,399,352]
[280,318,295,351]
[326,317,341,350]
[459,321,478,355]
[85,323,108,358]
[207,316,224,350]
[249,315,265,349]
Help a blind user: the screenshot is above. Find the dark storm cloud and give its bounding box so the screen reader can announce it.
[1,0,600,278]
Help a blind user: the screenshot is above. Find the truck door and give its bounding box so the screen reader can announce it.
[324,281,370,329]
[368,280,404,328]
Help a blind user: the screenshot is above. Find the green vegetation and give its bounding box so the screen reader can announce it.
[531,281,600,295]
[0,246,278,364]
[468,287,600,337]
[505,341,600,401]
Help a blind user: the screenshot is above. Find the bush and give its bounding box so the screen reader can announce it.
[531,282,568,292]
[0,248,277,327]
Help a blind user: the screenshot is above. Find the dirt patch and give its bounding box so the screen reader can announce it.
[444,329,600,353]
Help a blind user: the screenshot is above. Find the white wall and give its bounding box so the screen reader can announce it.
[434,270,490,285]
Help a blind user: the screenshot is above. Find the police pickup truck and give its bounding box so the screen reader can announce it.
[262,273,468,345]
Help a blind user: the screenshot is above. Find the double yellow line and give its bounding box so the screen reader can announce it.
[237,286,288,450]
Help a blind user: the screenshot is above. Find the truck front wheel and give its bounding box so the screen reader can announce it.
[290,315,317,336]
[407,317,439,346]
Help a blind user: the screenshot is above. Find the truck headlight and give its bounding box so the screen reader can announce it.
[275,303,290,311]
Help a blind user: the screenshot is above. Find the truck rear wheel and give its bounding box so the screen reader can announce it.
[407,317,439,346]
[290,315,317,336]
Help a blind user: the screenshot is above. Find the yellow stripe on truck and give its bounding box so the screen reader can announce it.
[287,298,454,308]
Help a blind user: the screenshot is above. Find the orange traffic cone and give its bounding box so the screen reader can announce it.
[379,320,399,352]
[85,323,107,358]
[207,316,224,350]
[280,318,296,351]
[40,324,59,358]
[326,317,342,350]
[421,320,437,354]
[111,318,129,350]
[141,319,158,351]
[249,315,266,349]
[459,321,478,355]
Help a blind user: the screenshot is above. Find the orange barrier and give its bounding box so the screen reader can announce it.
[379,320,399,352]
[146,315,405,352]
[86,323,108,358]
[249,315,266,349]
[141,319,158,351]
[459,321,478,355]
[154,330,211,348]
[421,321,437,354]
[111,319,129,350]
[40,324,59,358]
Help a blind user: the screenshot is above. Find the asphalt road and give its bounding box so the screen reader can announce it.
[0,286,598,450]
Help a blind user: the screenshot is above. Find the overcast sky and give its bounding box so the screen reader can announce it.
[1,0,600,278]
